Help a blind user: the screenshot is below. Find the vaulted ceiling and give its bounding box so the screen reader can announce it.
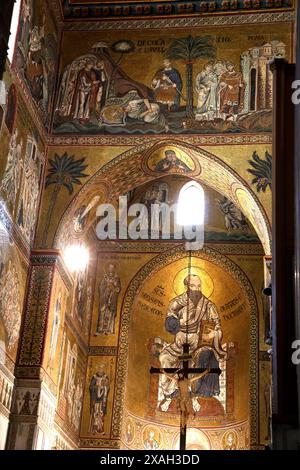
[61,0,294,21]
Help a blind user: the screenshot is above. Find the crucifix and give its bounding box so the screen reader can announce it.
[150,250,221,451]
[150,343,221,450]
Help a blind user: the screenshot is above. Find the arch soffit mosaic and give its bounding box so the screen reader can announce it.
[54,139,271,254]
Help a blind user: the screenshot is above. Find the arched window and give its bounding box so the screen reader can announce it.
[177,181,205,227]
[177,180,205,250]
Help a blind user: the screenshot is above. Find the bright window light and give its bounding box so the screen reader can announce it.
[7,0,22,63]
[63,244,90,273]
[177,181,205,226]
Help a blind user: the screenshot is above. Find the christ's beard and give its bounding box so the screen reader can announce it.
[187,289,202,305]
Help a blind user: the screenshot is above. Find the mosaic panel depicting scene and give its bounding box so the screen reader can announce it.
[53,22,292,135]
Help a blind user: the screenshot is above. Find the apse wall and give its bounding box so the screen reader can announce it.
[120,248,261,450]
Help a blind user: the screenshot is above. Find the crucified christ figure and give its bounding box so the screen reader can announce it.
[158,368,210,429]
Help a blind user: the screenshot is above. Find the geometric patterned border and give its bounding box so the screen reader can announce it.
[18,264,54,367]
[113,245,259,446]
[49,133,272,147]
[31,251,73,291]
[87,346,118,356]
[95,241,265,255]
[80,437,120,448]
[63,10,294,29]
[17,251,73,368]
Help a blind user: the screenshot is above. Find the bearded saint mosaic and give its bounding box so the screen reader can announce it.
[95,264,121,336]
[150,272,231,416]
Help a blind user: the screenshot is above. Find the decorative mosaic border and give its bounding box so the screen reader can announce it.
[95,241,265,255]
[62,10,294,30]
[87,346,118,356]
[80,437,120,448]
[31,250,74,291]
[121,409,249,449]
[18,265,54,366]
[49,133,272,147]
[113,245,259,445]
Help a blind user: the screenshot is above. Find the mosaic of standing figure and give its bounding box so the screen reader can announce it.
[89,366,110,434]
[95,263,121,336]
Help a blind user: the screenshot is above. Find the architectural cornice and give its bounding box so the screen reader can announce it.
[62,8,294,29]
[61,0,294,22]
